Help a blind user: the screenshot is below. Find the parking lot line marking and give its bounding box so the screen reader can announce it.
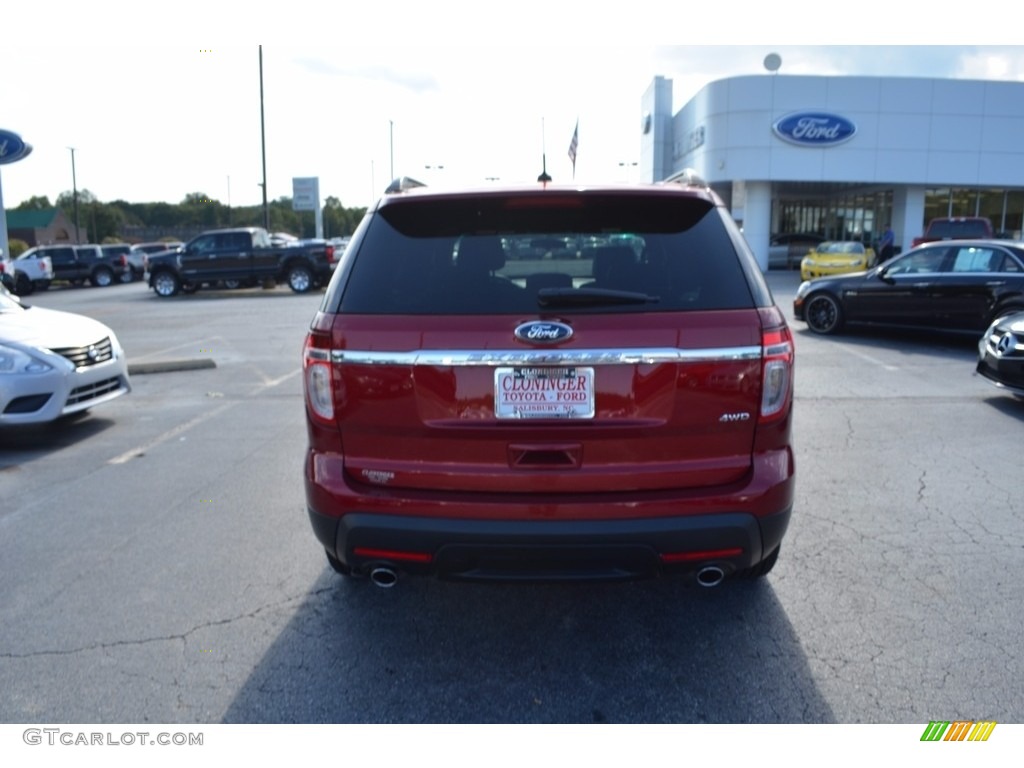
[253,368,302,389]
[107,367,302,465]
[846,347,899,371]
[107,402,237,465]
[131,336,225,362]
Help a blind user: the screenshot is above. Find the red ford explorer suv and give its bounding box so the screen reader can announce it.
[303,174,794,588]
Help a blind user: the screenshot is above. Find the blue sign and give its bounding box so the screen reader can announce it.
[514,321,574,345]
[0,130,32,165]
[772,112,856,147]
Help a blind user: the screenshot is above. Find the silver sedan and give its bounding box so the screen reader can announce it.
[0,288,131,425]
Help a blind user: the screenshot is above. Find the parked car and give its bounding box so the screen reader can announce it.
[799,240,877,281]
[0,251,12,292]
[0,286,131,425]
[303,175,795,587]
[147,227,336,297]
[975,311,1024,399]
[912,216,995,248]
[270,231,299,247]
[12,249,57,295]
[100,244,136,282]
[768,233,825,270]
[129,241,184,279]
[17,244,129,288]
[793,240,1024,336]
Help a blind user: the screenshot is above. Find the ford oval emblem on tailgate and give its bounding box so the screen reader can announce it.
[514,321,573,344]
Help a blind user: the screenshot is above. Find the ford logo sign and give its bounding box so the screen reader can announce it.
[514,321,573,345]
[0,129,32,165]
[772,112,856,147]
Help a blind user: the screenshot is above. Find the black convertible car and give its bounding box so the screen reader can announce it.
[793,240,1024,336]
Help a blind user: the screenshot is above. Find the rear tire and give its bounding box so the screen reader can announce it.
[14,272,34,296]
[90,267,114,287]
[804,292,844,335]
[287,263,313,293]
[151,270,181,297]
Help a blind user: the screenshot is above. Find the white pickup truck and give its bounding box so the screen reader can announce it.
[10,248,55,295]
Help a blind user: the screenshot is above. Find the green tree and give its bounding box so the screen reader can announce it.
[7,238,29,258]
[15,196,52,210]
[10,188,368,242]
[56,188,97,209]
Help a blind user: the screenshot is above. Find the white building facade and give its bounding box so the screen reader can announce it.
[641,74,1024,270]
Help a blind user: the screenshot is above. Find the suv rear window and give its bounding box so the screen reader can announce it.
[337,193,755,315]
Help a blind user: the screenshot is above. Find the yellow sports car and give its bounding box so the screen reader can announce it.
[800,241,877,281]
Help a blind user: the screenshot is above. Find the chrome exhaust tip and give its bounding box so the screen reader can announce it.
[369,566,399,588]
[696,565,726,588]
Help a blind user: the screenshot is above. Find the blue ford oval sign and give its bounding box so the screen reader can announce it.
[772,112,856,147]
[514,321,573,345]
[0,129,32,165]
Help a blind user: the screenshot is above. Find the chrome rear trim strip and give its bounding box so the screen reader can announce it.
[330,346,762,366]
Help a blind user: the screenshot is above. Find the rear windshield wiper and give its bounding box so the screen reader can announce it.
[536,287,661,307]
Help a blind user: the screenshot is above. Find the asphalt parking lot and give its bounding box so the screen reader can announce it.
[1,274,1022,724]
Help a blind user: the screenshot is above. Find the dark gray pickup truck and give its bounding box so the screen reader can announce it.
[146,227,337,297]
[16,244,130,288]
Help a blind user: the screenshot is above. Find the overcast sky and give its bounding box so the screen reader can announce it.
[2,5,1022,212]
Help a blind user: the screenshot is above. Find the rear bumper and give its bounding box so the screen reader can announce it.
[306,443,794,581]
[308,504,791,583]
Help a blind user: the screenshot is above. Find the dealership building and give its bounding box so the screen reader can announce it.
[640,73,1024,270]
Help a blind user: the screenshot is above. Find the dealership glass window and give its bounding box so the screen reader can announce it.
[924,188,951,222]
[1004,191,1024,238]
[774,189,888,244]
[924,188,1024,237]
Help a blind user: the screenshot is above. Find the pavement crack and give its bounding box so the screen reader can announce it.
[0,586,337,660]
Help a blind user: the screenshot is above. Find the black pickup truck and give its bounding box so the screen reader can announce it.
[17,244,130,288]
[146,227,337,297]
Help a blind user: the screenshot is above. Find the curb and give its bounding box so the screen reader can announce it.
[128,358,217,375]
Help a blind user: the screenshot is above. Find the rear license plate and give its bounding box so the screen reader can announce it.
[495,367,595,419]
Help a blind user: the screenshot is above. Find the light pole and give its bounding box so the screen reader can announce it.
[68,147,80,243]
[618,161,638,183]
[226,175,231,225]
[389,120,394,181]
[259,45,269,230]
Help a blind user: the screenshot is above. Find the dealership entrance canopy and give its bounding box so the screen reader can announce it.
[640,74,1024,270]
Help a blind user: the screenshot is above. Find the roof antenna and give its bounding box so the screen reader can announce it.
[538,117,552,182]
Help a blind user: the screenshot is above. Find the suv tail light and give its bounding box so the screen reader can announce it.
[325,244,336,263]
[303,330,334,422]
[758,309,794,422]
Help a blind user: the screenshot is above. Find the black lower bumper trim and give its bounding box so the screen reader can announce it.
[308,507,792,582]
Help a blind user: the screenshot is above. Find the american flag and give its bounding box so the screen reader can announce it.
[568,121,578,166]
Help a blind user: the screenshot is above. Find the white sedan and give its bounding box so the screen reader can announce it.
[0,288,131,425]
